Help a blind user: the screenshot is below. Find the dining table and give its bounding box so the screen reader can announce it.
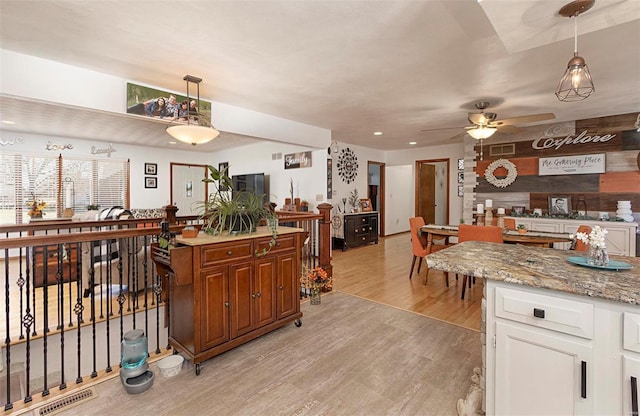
[421,224,574,249]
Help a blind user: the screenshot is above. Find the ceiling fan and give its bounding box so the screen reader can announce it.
[421,101,556,141]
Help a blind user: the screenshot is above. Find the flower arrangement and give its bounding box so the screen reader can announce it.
[301,266,331,293]
[574,225,608,249]
[26,193,47,217]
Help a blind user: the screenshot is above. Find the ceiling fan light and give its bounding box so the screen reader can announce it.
[555,54,595,102]
[467,126,497,140]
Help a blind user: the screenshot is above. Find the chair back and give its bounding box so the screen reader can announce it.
[458,224,504,244]
[574,225,592,252]
[409,216,428,257]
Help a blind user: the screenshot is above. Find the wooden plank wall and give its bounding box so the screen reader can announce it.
[474,112,640,214]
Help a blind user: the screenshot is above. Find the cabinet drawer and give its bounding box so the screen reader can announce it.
[623,312,640,353]
[495,287,593,339]
[256,234,296,254]
[201,241,254,267]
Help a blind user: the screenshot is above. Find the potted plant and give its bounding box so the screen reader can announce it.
[517,224,528,234]
[198,165,278,255]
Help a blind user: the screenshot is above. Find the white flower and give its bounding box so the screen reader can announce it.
[575,226,608,249]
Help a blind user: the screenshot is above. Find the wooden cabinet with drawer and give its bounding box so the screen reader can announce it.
[153,227,303,375]
[332,212,379,251]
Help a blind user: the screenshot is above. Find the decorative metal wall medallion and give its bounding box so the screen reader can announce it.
[337,147,358,184]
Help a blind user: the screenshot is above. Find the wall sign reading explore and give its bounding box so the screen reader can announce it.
[538,153,605,176]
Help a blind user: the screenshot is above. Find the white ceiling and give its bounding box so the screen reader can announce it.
[0,0,639,152]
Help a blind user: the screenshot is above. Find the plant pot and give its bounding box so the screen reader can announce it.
[518,229,527,234]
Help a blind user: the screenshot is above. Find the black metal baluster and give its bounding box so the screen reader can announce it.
[42,246,50,397]
[4,248,13,411]
[23,248,33,403]
[17,247,25,341]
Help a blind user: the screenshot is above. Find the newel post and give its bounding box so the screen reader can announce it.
[317,203,333,280]
[163,204,179,224]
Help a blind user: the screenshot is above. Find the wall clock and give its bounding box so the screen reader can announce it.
[337,147,358,184]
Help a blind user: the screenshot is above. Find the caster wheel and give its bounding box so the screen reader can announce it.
[294,319,302,327]
[195,363,201,376]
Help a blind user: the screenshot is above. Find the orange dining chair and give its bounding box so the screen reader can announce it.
[573,225,592,252]
[458,224,504,300]
[409,217,453,285]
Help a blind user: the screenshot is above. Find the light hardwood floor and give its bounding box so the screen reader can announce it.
[333,232,482,331]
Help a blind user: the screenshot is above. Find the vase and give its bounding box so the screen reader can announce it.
[310,289,321,305]
[587,246,609,267]
[30,211,43,219]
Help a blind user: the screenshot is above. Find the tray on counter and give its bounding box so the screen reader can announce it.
[567,256,632,271]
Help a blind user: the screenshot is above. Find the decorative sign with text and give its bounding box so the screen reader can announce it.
[284,151,312,169]
[539,153,605,176]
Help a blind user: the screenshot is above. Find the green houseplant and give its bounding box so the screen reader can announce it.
[198,165,278,255]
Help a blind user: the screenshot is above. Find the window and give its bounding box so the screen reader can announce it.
[0,152,129,224]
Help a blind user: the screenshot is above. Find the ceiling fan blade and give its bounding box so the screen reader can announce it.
[468,113,487,124]
[448,131,468,141]
[420,126,467,132]
[495,125,522,134]
[490,113,556,127]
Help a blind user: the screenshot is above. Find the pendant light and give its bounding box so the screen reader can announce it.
[555,0,596,102]
[166,75,220,145]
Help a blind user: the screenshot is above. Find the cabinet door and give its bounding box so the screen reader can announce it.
[495,321,593,415]
[369,215,379,241]
[276,251,298,319]
[344,218,358,244]
[623,355,640,416]
[229,261,254,339]
[254,257,276,329]
[200,266,229,351]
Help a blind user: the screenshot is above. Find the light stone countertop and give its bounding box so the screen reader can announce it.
[426,241,640,305]
[175,226,303,246]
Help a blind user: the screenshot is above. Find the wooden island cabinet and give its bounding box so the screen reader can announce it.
[152,227,304,375]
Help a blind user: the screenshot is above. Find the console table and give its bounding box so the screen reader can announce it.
[331,211,379,251]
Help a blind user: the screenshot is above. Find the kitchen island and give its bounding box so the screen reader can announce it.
[426,242,640,415]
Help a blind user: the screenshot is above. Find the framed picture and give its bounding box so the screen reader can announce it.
[359,198,372,212]
[457,171,464,183]
[458,158,464,170]
[457,185,464,197]
[511,206,525,216]
[218,162,229,191]
[548,195,572,216]
[145,176,157,189]
[145,163,157,175]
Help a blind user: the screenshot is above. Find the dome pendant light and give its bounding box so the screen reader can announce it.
[555,0,596,102]
[166,75,220,145]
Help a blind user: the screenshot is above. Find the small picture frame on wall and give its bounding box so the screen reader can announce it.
[458,158,464,170]
[511,206,525,216]
[457,185,464,197]
[457,172,464,183]
[145,163,157,175]
[145,176,157,189]
[359,198,372,212]
[548,195,572,216]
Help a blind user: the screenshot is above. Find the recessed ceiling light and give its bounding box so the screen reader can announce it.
[169,141,177,144]
[373,131,382,136]
[2,120,16,125]
[409,141,416,145]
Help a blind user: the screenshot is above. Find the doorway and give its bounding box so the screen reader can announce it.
[415,159,449,225]
[367,161,385,236]
[170,163,207,216]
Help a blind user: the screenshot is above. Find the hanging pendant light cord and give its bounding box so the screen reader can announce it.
[573,15,578,55]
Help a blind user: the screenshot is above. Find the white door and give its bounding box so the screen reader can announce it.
[495,321,594,415]
[170,164,206,216]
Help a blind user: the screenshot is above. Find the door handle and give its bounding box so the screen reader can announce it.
[631,376,638,415]
[581,361,587,399]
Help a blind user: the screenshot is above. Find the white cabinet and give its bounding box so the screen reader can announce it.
[511,217,637,256]
[486,281,640,415]
[495,321,593,415]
